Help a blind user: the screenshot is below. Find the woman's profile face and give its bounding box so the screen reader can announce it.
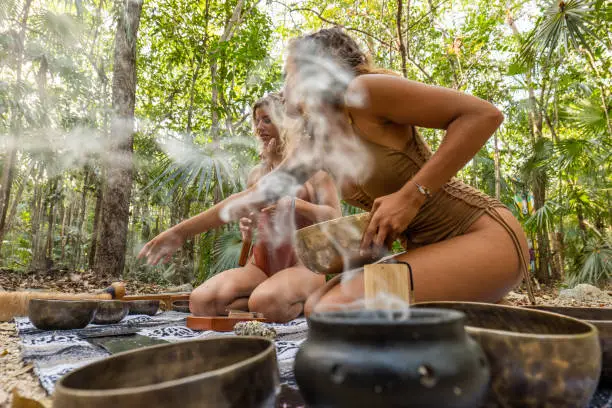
[254,106,280,152]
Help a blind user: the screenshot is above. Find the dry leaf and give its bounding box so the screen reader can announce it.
[1,349,8,356]
[10,389,44,408]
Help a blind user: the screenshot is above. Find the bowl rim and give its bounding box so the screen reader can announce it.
[54,336,276,398]
[414,301,599,340]
[295,212,370,235]
[29,298,99,306]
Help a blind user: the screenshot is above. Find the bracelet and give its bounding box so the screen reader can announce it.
[414,182,431,199]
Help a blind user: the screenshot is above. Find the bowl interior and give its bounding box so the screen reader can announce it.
[60,337,273,391]
[414,302,592,335]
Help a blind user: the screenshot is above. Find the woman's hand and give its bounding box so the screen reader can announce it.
[138,229,185,266]
[239,216,254,241]
[360,183,426,253]
[260,196,294,216]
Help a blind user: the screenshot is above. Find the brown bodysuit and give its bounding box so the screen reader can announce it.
[342,115,535,303]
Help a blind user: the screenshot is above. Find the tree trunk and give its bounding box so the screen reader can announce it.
[88,174,103,270]
[493,132,501,200]
[395,0,408,78]
[4,171,26,234]
[94,0,143,278]
[45,178,60,264]
[74,168,90,269]
[0,0,33,254]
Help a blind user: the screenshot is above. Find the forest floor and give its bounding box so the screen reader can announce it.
[0,268,610,407]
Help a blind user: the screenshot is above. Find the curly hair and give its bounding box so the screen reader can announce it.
[288,27,396,77]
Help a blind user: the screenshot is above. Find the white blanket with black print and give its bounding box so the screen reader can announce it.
[14,311,307,395]
[13,312,612,407]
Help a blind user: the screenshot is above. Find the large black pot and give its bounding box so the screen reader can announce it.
[294,308,490,408]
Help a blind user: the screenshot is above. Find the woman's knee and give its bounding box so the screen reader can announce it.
[190,282,237,316]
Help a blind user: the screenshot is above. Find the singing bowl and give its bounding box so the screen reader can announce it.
[524,305,612,385]
[295,213,373,275]
[93,300,130,324]
[53,337,279,408]
[127,299,160,316]
[28,299,98,330]
[413,302,601,408]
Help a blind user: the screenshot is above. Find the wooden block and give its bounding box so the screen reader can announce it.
[186,316,267,332]
[364,263,412,309]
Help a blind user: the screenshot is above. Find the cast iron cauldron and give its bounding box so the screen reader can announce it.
[294,308,490,408]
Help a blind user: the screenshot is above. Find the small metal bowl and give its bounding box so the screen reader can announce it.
[295,213,373,275]
[28,299,98,330]
[127,300,160,316]
[93,300,130,324]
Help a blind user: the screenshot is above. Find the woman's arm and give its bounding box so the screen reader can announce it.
[349,74,503,249]
[139,165,268,265]
[294,171,342,222]
[349,74,503,194]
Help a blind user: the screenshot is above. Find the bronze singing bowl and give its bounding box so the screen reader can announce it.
[295,213,372,275]
[413,302,601,408]
[53,336,279,408]
[92,300,130,324]
[524,305,612,385]
[29,299,98,330]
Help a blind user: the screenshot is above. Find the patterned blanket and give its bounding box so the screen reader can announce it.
[15,312,612,407]
[15,311,306,394]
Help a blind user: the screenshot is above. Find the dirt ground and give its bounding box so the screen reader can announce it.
[0,269,610,407]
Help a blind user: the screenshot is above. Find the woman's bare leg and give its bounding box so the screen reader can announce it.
[248,266,326,322]
[190,262,268,316]
[306,208,528,314]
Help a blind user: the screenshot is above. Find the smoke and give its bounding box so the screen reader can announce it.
[219,40,373,251]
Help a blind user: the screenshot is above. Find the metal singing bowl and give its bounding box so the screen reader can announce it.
[53,336,279,408]
[295,213,373,275]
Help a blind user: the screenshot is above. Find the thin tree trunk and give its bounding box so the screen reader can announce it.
[494,132,501,200]
[94,0,143,277]
[88,175,103,270]
[74,168,90,269]
[0,0,33,254]
[396,0,407,78]
[4,171,25,234]
[45,178,59,263]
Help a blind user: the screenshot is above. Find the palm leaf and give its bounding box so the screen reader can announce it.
[524,200,558,232]
[519,0,602,63]
[563,96,610,138]
[210,227,242,277]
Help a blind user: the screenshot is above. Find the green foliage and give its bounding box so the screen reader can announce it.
[0,0,610,288]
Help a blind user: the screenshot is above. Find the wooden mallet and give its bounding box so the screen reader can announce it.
[0,282,126,322]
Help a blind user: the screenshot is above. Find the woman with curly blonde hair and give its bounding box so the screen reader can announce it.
[139,93,341,322]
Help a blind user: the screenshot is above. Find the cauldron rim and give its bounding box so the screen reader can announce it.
[54,336,275,397]
[308,307,464,326]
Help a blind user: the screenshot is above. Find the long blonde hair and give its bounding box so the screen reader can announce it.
[251,92,289,163]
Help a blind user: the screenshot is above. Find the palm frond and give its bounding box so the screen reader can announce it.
[0,0,16,22]
[567,244,612,285]
[524,200,558,232]
[210,227,242,276]
[563,96,609,138]
[519,0,601,63]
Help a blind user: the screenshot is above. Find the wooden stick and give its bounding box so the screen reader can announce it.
[0,282,126,322]
[238,237,252,267]
[364,263,413,309]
